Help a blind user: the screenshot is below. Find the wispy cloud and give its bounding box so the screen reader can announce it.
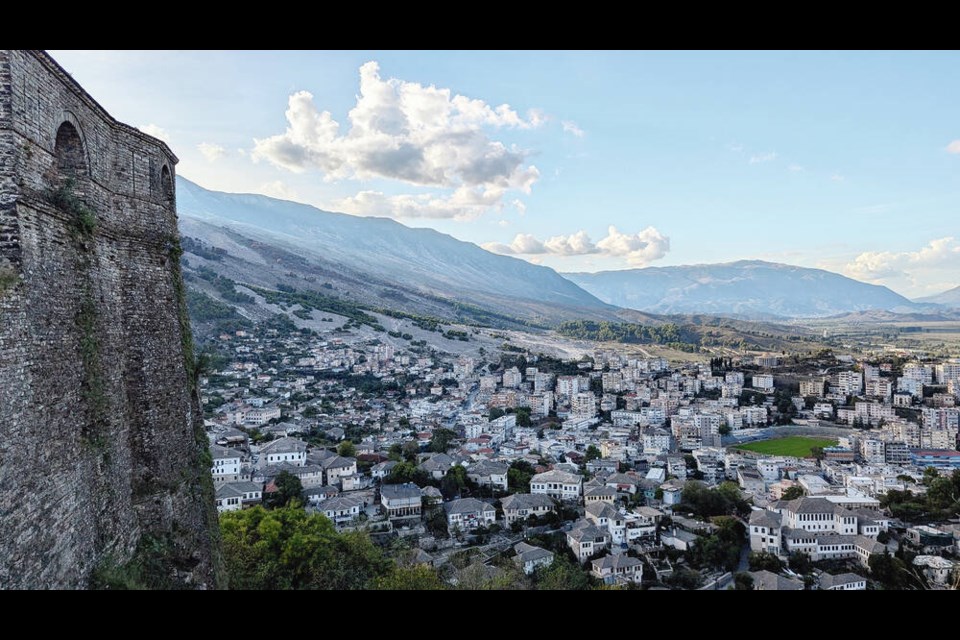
[947,140,960,154]
[258,180,298,200]
[830,173,845,182]
[197,142,226,163]
[561,120,585,138]
[788,163,804,172]
[749,151,777,164]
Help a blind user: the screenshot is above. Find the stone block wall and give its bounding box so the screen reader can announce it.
[0,50,219,589]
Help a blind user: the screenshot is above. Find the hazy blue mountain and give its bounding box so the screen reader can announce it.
[175,177,616,324]
[563,260,917,318]
[915,285,960,308]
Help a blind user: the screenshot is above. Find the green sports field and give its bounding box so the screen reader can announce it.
[734,436,838,458]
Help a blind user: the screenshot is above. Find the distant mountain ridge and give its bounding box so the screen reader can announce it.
[175,177,620,326]
[563,260,919,318]
[915,285,960,308]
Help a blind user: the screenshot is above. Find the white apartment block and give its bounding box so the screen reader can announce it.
[753,374,774,391]
[837,371,863,397]
[570,391,597,417]
[800,378,825,397]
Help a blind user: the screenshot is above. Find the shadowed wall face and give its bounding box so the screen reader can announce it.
[0,50,218,589]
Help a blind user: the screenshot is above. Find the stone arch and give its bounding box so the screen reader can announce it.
[160,164,174,206]
[54,117,88,180]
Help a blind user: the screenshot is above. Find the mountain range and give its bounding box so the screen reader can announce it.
[176,177,632,328]
[175,177,950,325]
[915,285,960,308]
[564,261,925,318]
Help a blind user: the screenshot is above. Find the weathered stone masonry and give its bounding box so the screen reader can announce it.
[0,50,219,588]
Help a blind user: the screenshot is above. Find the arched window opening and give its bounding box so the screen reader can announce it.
[160,165,174,206]
[54,121,88,181]
[53,120,90,204]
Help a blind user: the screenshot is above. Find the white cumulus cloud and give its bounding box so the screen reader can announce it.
[138,123,170,143]
[544,230,597,255]
[595,225,671,265]
[198,142,226,163]
[252,61,543,219]
[483,225,670,267]
[947,140,960,154]
[841,236,960,296]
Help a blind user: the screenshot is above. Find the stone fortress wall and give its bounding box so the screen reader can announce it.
[0,50,218,588]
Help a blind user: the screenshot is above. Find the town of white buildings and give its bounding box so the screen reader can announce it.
[201,324,960,589]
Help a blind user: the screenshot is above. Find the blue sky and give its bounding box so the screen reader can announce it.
[49,50,960,298]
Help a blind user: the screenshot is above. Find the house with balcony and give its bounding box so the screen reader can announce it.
[380,482,422,520]
[444,498,496,533]
[531,469,583,502]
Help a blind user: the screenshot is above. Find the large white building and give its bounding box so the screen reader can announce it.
[570,391,597,417]
[380,483,422,519]
[531,469,583,502]
[753,374,774,391]
[211,444,242,484]
[837,371,864,397]
[748,496,885,565]
[260,437,307,467]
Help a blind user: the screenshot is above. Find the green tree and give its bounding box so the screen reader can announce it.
[733,572,754,590]
[781,486,805,501]
[429,428,458,453]
[689,518,744,572]
[922,466,941,486]
[441,465,468,500]
[584,445,602,462]
[337,440,357,458]
[220,506,392,589]
[384,462,429,487]
[787,552,812,575]
[515,406,532,428]
[868,551,915,590]
[489,407,506,420]
[372,564,446,590]
[264,471,303,509]
[388,443,403,462]
[401,440,420,463]
[508,460,535,493]
[665,567,703,590]
[533,556,592,590]
[748,551,784,572]
[718,424,732,436]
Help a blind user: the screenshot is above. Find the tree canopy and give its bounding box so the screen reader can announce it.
[220,506,392,589]
[264,471,303,509]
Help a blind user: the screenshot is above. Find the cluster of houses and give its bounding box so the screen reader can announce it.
[199,323,960,588]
